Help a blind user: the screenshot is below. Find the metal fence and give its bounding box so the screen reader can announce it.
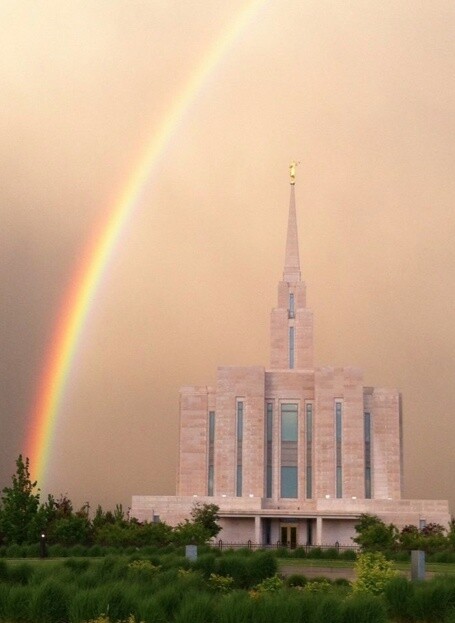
[214,539,359,552]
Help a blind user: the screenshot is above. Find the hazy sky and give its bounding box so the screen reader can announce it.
[1,1,454,517]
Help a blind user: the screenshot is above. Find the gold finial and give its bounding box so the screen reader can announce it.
[289,160,300,185]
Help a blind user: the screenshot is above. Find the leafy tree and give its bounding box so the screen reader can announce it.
[0,455,41,544]
[94,520,172,547]
[172,503,221,545]
[50,514,92,545]
[353,514,398,552]
[190,503,221,539]
[398,524,422,550]
[399,522,448,553]
[172,520,213,545]
[352,551,397,595]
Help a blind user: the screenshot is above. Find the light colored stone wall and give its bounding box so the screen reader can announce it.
[314,367,338,498]
[322,519,358,546]
[130,493,450,545]
[177,386,209,496]
[371,388,402,499]
[215,366,265,497]
[271,281,313,370]
[265,370,314,500]
[270,308,288,369]
[218,518,255,543]
[342,367,365,499]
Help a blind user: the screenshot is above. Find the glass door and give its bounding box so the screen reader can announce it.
[280,524,297,548]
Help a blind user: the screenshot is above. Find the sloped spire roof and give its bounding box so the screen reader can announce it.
[283,184,301,282]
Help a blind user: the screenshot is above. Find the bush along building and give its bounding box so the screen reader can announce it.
[131,167,450,547]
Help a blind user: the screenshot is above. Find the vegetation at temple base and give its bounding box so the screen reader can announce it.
[354,513,455,558]
[0,550,453,622]
[0,456,220,549]
[2,458,455,621]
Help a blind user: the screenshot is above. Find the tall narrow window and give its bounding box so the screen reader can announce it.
[289,327,295,369]
[236,401,243,497]
[281,403,298,498]
[364,412,372,499]
[306,403,313,498]
[289,292,295,318]
[335,402,342,498]
[208,411,215,496]
[265,403,273,498]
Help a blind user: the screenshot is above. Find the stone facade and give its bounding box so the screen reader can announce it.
[131,181,450,546]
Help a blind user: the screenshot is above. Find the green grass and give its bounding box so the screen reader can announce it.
[278,557,455,575]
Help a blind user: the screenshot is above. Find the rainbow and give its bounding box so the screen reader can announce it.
[26,0,267,486]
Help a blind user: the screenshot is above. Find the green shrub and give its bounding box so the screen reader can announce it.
[74,569,99,590]
[103,582,136,621]
[253,574,284,594]
[0,584,10,620]
[23,543,40,557]
[352,552,397,596]
[174,568,205,593]
[285,573,307,587]
[383,576,414,621]
[68,590,104,623]
[193,552,217,577]
[250,591,302,623]
[333,577,352,589]
[215,555,249,588]
[137,595,167,623]
[5,543,25,558]
[342,593,388,623]
[0,559,8,582]
[31,579,70,623]
[155,583,186,619]
[68,544,88,557]
[87,545,103,557]
[340,548,357,561]
[64,557,90,573]
[127,559,161,583]
[276,546,290,557]
[430,550,455,563]
[5,584,33,622]
[292,546,307,558]
[8,562,34,585]
[216,590,253,623]
[0,546,6,558]
[174,592,215,623]
[392,550,410,562]
[308,547,324,558]
[313,594,343,623]
[208,573,235,593]
[323,547,340,559]
[246,551,277,587]
[303,578,332,593]
[411,579,455,622]
[48,544,66,557]
[96,555,128,582]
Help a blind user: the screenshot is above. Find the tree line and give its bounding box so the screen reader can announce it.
[0,455,220,547]
[354,513,455,554]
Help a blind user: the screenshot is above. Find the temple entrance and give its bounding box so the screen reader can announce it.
[280,524,297,548]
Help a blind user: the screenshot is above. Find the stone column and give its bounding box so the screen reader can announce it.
[254,516,262,545]
[316,516,323,545]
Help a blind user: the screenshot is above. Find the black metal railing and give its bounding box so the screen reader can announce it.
[215,539,358,552]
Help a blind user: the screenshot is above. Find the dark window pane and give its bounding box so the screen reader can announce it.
[281,466,298,498]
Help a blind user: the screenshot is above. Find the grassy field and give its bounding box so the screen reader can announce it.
[5,555,455,575]
[1,552,455,622]
[278,558,455,577]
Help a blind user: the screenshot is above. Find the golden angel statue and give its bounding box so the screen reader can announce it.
[289,160,300,184]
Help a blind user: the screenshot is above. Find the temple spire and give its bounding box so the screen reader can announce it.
[283,164,301,282]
